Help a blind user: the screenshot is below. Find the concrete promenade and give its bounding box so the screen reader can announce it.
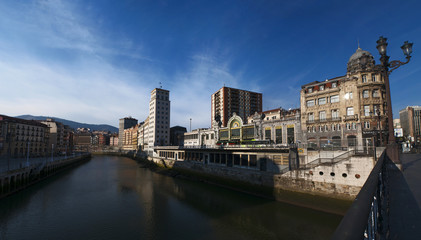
[389,153,421,239]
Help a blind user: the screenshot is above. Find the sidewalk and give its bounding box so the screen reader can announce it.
[388,153,421,239]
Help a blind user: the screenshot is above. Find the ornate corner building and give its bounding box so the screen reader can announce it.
[301,47,387,147]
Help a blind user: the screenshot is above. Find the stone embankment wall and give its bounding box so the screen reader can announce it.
[0,154,90,199]
[148,154,373,201]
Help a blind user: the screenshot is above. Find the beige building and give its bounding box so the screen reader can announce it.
[0,115,50,158]
[301,47,388,147]
[41,118,72,155]
[399,106,421,143]
[122,124,138,151]
[211,86,262,128]
[215,108,302,146]
[247,108,302,145]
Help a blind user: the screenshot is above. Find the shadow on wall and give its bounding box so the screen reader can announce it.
[161,148,351,215]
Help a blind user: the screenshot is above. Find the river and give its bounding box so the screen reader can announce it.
[0,155,342,240]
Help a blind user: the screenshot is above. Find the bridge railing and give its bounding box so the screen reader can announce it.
[331,150,389,240]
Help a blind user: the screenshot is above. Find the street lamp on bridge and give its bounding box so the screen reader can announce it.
[376,36,413,163]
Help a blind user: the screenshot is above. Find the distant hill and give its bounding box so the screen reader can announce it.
[16,115,118,133]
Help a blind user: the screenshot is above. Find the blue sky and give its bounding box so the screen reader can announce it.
[1,0,420,129]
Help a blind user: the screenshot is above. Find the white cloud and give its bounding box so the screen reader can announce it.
[169,53,243,129]
[0,53,153,126]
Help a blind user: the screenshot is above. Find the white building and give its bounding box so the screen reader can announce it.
[139,88,170,152]
[183,128,217,147]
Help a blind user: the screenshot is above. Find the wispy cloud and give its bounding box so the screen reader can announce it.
[0,51,154,126]
[169,52,243,129]
[0,0,158,126]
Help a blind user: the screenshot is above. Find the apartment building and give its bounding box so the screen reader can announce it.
[301,47,387,147]
[0,115,50,158]
[41,118,73,155]
[118,117,138,147]
[211,87,262,128]
[400,106,421,143]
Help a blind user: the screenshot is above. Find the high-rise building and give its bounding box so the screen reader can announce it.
[211,86,262,128]
[118,117,138,147]
[399,106,421,143]
[301,47,388,147]
[147,88,170,148]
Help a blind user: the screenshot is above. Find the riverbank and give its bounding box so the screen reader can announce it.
[0,154,91,199]
[102,152,351,215]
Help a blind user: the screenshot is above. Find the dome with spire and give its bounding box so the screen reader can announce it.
[347,47,375,73]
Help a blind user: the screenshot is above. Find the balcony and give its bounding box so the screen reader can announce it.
[344,114,358,121]
[306,117,342,124]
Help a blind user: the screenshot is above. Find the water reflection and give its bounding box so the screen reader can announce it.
[0,156,341,240]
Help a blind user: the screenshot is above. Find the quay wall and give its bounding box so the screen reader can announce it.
[0,154,91,199]
[148,155,373,201]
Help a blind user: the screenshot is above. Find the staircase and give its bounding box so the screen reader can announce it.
[300,150,355,170]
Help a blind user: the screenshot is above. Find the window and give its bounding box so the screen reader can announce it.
[319,111,326,120]
[337,124,341,131]
[331,109,339,119]
[374,105,380,115]
[320,85,325,90]
[331,95,339,103]
[318,97,326,105]
[275,128,282,143]
[332,124,336,131]
[307,100,315,107]
[352,123,357,130]
[364,105,370,116]
[347,107,354,116]
[372,89,380,98]
[308,112,314,122]
[319,126,323,132]
[345,92,353,100]
[308,88,313,93]
[364,122,370,129]
[362,74,367,83]
[287,127,295,144]
[372,74,377,82]
[332,82,337,88]
[346,123,351,130]
[363,90,369,98]
[265,128,271,140]
[324,125,329,131]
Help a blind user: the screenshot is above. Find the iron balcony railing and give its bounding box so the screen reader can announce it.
[331,150,388,240]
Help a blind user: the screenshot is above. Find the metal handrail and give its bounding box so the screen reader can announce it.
[331,151,387,240]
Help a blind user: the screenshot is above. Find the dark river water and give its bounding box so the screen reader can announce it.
[0,156,342,240]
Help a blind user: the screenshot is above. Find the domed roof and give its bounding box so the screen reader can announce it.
[348,47,373,63]
[347,47,375,73]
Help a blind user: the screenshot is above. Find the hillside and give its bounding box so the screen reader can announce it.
[16,115,118,133]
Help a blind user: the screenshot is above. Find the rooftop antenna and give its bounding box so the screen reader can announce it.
[357,39,360,49]
[159,82,162,88]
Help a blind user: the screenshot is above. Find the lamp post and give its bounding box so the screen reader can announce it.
[376,36,413,163]
[26,140,30,167]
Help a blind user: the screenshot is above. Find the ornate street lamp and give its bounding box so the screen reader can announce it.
[376,36,413,163]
